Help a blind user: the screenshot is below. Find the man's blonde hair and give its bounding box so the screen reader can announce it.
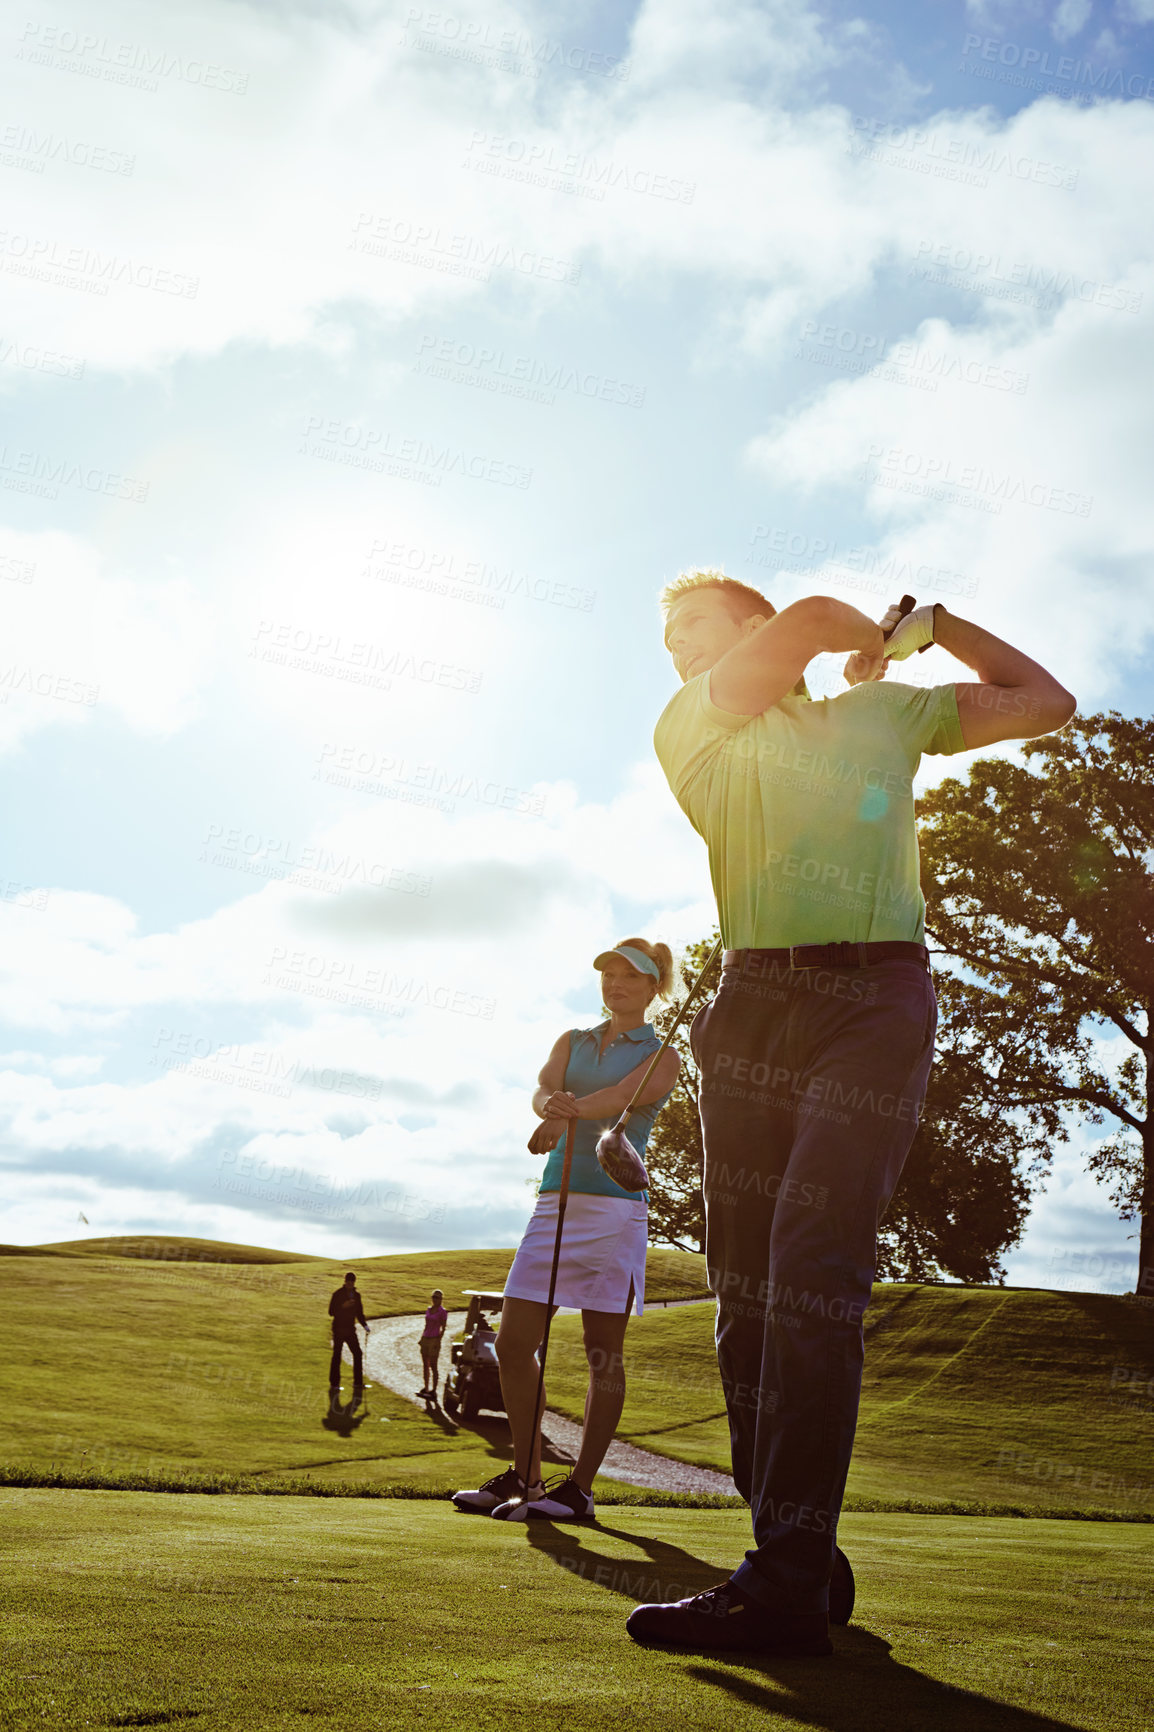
[658,567,809,701]
[659,569,775,624]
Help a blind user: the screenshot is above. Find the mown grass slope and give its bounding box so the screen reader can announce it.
[3,1241,1151,1515]
[542,1285,1154,1515]
[1,1489,1149,1732]
[0,1241,707,1497]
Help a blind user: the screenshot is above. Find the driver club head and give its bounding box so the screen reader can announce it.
[595,1126,650,1192]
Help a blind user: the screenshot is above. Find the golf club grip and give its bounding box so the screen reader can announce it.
[882,595,917,641]
[883,593,933,654]
[613,937,723,1132]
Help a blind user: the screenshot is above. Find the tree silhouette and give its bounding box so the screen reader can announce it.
[646,935,721,1254]
[918,711,1153,1297]
[645,938,1047,1282]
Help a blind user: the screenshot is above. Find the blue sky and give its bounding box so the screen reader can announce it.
[2,0,1151,1290]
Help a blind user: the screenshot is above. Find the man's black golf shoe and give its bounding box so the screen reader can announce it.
[626,1581,832,1656]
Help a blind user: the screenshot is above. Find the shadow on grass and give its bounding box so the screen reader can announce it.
[415,1393,462,1436]
[683,1635,1085,1732]
[522,1516,723,1601]
[522,1526,1086,1731]
[321,1389,369,1438]
[431,1409,577,1470]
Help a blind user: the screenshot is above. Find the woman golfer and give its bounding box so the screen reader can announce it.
[453,938,679,1522]
[418,1289,448,1399]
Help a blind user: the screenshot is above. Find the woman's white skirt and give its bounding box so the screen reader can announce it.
[504,1192,648,1316]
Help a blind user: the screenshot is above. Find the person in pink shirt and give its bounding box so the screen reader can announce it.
[419,1289,448,1398]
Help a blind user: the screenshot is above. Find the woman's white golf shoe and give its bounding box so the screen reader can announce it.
[491,1474,594,1521]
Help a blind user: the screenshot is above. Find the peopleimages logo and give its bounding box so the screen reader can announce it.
[0,122,135,175]
[746,525,977,599]
[848,115,1077,190]
[299,416,532,490]
[463,131,696,204]
[350,212,581,286]
[961,33,1154,103]
[909,240,1142,316]
[16,22,249,94]
[861,444,1093,518]
[415,334,646,409]
[364,537,595,613]
[249,620,484,696]
[400,7,630,82]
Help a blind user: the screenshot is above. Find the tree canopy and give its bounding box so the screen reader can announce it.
[918,710,1153,1297]
[645,937,1041,1281]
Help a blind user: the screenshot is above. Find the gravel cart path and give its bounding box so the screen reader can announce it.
[362,1310,737,1497]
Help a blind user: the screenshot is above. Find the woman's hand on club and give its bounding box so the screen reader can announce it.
[541,1090,580,1119]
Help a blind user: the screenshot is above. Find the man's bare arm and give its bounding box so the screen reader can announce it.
[931,607,1076,746]
[710,597,884,717]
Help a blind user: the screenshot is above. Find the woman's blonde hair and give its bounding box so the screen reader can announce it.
[609,936,675,1004]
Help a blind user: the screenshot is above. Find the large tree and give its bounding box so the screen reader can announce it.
[917,711,1153,1297]
[646,936,721,1255]
[645,936,1044,1281]
[875,968,1055,1282]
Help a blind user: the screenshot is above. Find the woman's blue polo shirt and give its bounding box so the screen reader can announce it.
[539,1021,674,1200]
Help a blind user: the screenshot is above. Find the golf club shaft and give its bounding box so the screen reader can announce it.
[887,595,917,638]
[606,938,723,1136]
[520,1116,575,1490]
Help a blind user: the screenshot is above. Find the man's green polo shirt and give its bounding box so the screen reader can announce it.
[654,676,966,950]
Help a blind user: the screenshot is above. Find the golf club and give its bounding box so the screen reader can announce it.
[515,1115,577,1502]
[595,938,724,1191]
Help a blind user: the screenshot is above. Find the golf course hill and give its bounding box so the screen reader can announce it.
[1,1236,1150,1520]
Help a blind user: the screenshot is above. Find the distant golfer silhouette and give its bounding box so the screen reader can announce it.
[328,1271,368,1391]
[419,1288,448,1399]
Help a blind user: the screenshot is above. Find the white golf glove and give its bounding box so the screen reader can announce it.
[881,602,936,661]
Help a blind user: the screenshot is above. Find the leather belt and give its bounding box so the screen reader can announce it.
[723,941,930,972]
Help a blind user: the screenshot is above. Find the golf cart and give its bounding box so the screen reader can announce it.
[443,1290,505,1421]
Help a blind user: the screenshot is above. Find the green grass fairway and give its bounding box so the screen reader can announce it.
[541,1285,1154,1517]
[1,1490,1149,1732]
[3,1240,1151,1516]
[0,1241,707,1496]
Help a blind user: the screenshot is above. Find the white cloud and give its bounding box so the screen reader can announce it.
[746,278,1154,706]
[0,530,213,750]
[0,758,710,1028]
[0,759,713,1243]
[1004,1140,1138,1293]
[1053,0,1093,40]
[627,0,838,96]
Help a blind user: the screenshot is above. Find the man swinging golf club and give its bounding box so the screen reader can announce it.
[451,938,679,1521]
[624,573,1075,1655]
